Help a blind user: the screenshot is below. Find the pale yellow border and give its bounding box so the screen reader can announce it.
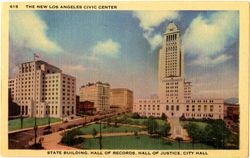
[1,2,249,158]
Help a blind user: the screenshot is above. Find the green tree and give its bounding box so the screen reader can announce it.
[92,128,98,138]
[61,129,83,146]
[145,118,158,135]
[161,113,167,120]
[179,114,186,121]
[186,123,201,148]
[204,120,230,148]
[159,123,171,137]
[132,112,140,119]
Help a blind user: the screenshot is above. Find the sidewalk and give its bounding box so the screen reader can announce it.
[38,130,148,150]
[79,131,148,138]
[36,131,76,150]
[168,117,190,141]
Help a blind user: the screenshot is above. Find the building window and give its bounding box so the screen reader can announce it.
[203,105,207,111]
[176,105,179,111]
[166,105,169,111]
[192,105,195,111]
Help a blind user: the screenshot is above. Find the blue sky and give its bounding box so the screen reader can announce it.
[9,10,239,99]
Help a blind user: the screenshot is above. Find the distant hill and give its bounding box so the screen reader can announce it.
[224,97,239,104]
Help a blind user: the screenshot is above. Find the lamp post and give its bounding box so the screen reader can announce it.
[20,109,23,129]
[34,116,37,145]
[99,120,102,149]
[47,102,51,128]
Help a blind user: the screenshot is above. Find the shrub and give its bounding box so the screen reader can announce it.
[44,125,51,130]
[179,114,186,121]
[43,131,52,135]
[61,129,83,146]
[92,128,98,138]
[58,127,64,131]
[161,113,167,120]
[132,113,140,119]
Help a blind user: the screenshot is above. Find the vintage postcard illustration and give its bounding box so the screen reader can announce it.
[1,1,249,158]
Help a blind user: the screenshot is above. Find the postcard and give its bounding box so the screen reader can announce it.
[1,1,249,158]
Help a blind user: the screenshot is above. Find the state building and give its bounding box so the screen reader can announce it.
[133,22,224,119]
[9,60,76,118]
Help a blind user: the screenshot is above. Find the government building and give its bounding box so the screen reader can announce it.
[8,60,76,118]
[110,88,133,112]
[133,22,224,120]
[79,82,110,112]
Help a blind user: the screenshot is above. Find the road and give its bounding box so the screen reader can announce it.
[8,112,120,149]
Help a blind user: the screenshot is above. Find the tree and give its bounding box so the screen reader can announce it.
[134,131,139,139]
[92,128,98,138]
[161,113,167,120]
[204,120,230,148]
[175,137,183,149]
[145,118,158,135]
[179,114,186,121]
[132,112,140,119]
[106,118,111,127]
[186,123,201,148]
[61,129,84,146]
[159,123,171,137]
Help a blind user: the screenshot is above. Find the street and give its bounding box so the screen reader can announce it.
[8,112,119,149]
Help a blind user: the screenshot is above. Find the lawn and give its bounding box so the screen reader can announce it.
[81,135,214,149]
[180,121,208,129]
[78,123,142,134]
[108,113,166,126]
[8,117,61,131]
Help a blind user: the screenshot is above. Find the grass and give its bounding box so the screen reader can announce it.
[78,123,142,134]
[81,135,214,149]
[8,117,61,131]
[180,121,208,129]
[109,113,166,126]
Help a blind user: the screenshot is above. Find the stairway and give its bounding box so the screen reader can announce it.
[168,117,190,140]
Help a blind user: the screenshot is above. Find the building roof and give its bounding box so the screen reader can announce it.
[166,22,179,32]
[81,81,110,88]
[110,88,133,93]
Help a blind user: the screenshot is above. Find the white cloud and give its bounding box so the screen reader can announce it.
[133,11,179,51]
[62,65,86,72]
[190,54,232,66]
[183,11,238,66]
[133,11,179,31]
[143,33,163,51]
[92,39,120,58]
[10,11,62,53]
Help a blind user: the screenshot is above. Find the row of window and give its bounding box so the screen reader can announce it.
[186,100,215,103]
[166,90,178,93]
[138,100,160,103]
[166,105,179,111]
[139,107,160,111]
[139,112,161,116]
[166,34,177,41]
[166,46,177,51]
[166,41,177,45]
[139,104,160,108]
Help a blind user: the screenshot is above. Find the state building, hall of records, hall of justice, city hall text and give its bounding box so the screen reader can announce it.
[133,22,224,119]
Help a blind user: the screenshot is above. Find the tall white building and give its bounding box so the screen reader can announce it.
[9,60,76,118]
[79,82,110,112]
[8,78,16,100]
[158,22,185,103]
[134,22,224,119]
